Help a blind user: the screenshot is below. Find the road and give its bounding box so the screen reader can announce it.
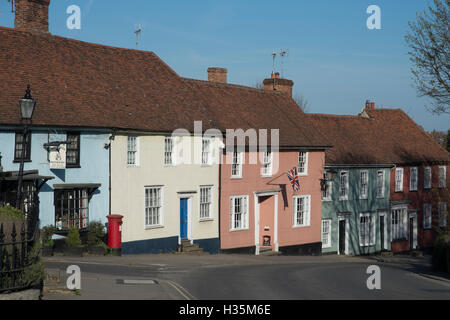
[43,254,450,300]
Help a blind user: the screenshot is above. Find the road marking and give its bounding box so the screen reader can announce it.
[166,280,196,300]
[116,279,157,285]
[45,259,169,269]
[408,273,450,288]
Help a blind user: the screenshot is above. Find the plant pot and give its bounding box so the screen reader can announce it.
[87,245,106,256]
[64,246,84,257]
[41,245,54,257]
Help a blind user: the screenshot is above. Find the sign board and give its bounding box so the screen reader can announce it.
[49,144,66,169]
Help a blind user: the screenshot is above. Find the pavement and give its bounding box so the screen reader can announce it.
[41,252,450,300]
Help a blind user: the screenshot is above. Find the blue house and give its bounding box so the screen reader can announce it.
[0,126,110,233]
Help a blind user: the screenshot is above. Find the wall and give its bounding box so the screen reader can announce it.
[0,128,110,227]
[111,134,220,252]
[220,150,325,252]
[321,167,391,255]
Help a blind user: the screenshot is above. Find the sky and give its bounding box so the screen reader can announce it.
[0,0,448,132]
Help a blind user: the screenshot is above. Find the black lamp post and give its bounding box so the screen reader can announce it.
[15,85,36,210]
[320,169,337,192]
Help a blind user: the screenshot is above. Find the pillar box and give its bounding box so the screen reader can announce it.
[107,214,123,256]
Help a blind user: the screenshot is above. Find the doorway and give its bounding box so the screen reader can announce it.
[180,198,188,240]
[339,219,346,255]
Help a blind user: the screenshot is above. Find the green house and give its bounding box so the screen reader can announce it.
[308,113,393,255]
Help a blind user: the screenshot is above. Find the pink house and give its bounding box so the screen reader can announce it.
[220,150,326,255]
[217,74,330,255]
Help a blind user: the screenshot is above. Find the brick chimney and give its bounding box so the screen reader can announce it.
[15,0,50,34]
[207,67,227,83]
[263,73,294,97]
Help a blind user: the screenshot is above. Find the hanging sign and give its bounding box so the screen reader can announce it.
[49,144,66,169]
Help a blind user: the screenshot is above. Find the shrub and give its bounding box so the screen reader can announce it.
[65,227,82,247]
[41,225,56,247]
[0,205,24,220]
[87,221,106,246]
[20,242,46,288]
[0,205,25,242]
[432,231,450,273]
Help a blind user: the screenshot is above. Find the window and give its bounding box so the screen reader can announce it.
[231,150,242,178]
[439,166,447,188]
[339,171,349,200]
[438,202,447,227]
[424,167,432,189]
[360,170,369,199]
[376,170,385,198]
[230,196,248,231]
[298,152,308,175]
[164,136,175,165]
[14,132,31,162]
[127,136,138,166]
[423,203,432,229]
[321,220,331,248]
[202,137,212,165]
[395,168,404,192]
[145,187,162,227]
[410,167,418,191]
[322,180,332,201]
[391,208,407,240]
[359,214,375,247]
[66,133,80,167]
[261,151,272,177]
[293,195,311,227]
[54,189,89,230]
[199,186,212,220]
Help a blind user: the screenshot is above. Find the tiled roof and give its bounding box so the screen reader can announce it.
[308,109,450,165]
[0,27,329,148]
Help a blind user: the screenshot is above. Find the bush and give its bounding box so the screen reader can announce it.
[65,227,82,247]
[432,232,450,273]
[0,205,25,242]
[0,205,24,220]
[87,221,106,246]
[20,242,46,288]
[41,225,56,247]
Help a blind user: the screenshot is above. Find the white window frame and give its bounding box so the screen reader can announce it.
[439,166,446,189]
[144,186,164,228]
[410,167,418,191]
[298,151,308,176]
[261,151,273,177]
[359,213,376,247]
[293,195,311,228]
[391,207,408,240]
[321,180,333,201]
[321,219,332,248]
[359,170,369,200]
[339,171,349,201]
[376,170,385,198]
[201,137,212,166]
[164,136,176,166]
[424,166,432,189]
[438,202,447,227]
[199,186,213,221]
[231,150,243,178]
[395,168,404,192]
[230,195,249,231]
[423,203,432,230]
[127,136,139,166]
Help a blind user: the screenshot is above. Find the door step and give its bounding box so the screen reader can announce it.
[178,240,205,254]
[258,246,281,256]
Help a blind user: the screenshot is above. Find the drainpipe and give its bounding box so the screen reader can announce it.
[218,155,222,254]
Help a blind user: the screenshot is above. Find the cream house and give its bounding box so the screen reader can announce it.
[111,132,221,254]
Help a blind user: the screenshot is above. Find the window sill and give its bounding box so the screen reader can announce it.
[231,176,242,180]
[322,198,332,202]
[199,218,214,222]
[66,165,81,169]
[230,228,249,232]
[292,224,310,229]
[322,245,332,249]
[261,175,273,179]
[298,173,308,177]
[339,198,349,201]
[163,164,176,167]
[201,164,213,167]
[126,164,140,168]
[13,159,31,163]
[145,225,164,230]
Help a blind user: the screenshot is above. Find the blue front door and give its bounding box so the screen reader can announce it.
[180,198,188,240]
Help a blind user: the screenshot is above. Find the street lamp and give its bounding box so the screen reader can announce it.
[320,169,337,192]
[16,85,36,210]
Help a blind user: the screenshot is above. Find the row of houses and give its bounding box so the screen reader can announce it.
[0,0,449,256]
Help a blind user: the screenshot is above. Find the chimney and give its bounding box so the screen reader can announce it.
[207,67,227,83]
[370,102,375,110]
[365,100,370,109]
[14,0,50,34]
[263,73,294,97]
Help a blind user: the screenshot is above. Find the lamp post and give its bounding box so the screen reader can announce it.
[15,85,36,210]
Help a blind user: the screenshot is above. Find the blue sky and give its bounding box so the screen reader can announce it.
[1,0,448,132]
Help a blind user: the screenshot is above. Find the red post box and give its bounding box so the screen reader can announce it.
[107,214,123,256]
